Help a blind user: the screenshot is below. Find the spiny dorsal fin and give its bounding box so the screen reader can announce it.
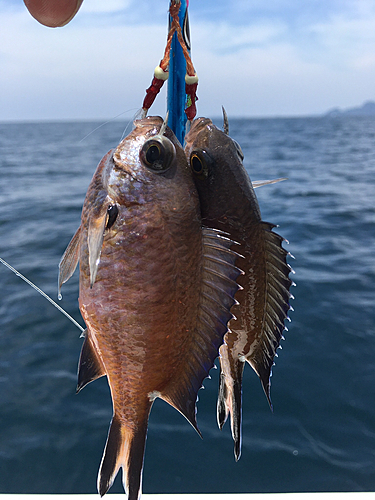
[222,106,229,135]
[160,228,243,433]
[76,329,106,393]
[58,226,82,296]
[247,221,294,406]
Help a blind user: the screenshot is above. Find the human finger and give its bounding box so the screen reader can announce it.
[23,0,84,27]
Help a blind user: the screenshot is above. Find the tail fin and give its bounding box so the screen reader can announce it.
[98,410,150,500]
[217,345,245,461]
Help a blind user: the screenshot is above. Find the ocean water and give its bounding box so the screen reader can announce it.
[0,116,374,493]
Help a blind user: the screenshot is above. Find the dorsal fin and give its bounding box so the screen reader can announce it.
[160,228,243,432]
[247,221,294,405]
[222,106,229,135]
[76,329,106,393]
[58,226,82,296]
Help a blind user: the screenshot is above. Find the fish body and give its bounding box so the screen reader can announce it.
[184,117,293,460]
[59,116,242,499]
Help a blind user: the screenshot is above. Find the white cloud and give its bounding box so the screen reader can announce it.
[0,10,168,120]
[1,2,375,120]
[79,0,132,14]
[189,6,375,116]
[306,12,375,66]
[191,20,288,54]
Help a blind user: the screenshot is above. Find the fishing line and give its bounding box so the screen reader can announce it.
[0,257,85,333]
[79,108,139,143]
[119,108,144,143]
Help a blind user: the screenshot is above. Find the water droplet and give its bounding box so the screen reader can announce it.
[58,293,62,301]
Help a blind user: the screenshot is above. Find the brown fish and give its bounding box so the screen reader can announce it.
[58,116,242,499]
[184,114,294,460]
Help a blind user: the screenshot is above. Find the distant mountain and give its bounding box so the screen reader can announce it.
[325,100,375,117]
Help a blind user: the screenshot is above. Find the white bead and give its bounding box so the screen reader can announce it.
[154,66,169,81]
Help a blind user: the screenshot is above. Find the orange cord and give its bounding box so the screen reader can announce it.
[142,1,198,118]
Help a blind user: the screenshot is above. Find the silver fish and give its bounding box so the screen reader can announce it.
[185,114,294,460]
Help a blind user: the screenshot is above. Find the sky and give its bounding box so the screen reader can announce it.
[1,0,375,121]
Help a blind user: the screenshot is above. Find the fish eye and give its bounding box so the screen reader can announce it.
[191,154,204,175]
[140,136,175,173]
[189,150,211,179]
[146,144,161,163]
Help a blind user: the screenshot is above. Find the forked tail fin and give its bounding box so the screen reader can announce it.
[98,409,151,499]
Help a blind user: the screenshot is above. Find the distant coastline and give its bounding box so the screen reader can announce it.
[325,100,375,117]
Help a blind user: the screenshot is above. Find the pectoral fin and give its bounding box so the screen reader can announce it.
[58,226,82,296]
[88,211,108,287]
[160,228,243,434]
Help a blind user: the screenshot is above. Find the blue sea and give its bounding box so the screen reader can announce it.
[0,116,374,493]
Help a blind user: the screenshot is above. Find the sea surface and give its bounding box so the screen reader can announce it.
[0,116,374,494]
